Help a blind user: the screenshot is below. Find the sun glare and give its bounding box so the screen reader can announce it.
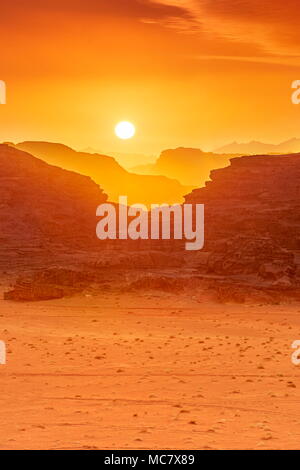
[115,121,135,140]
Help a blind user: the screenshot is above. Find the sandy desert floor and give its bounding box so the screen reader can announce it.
[1,288,300,450]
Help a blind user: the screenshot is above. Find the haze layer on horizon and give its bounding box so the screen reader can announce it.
[1,0,300,156]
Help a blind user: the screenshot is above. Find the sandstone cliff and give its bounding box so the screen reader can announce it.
[0,144,107,259]
[185,154,300,289]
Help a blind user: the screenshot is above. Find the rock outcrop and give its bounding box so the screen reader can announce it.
[132,147,232,186]
[0,144,107,255]
[185,154,300,290]
[4,267,94,301]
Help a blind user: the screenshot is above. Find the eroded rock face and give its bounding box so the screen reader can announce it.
[207,236,296,278]
[4,280,65,302]
[0,144,107,252]
[4,267,94,301]
[185,154,300,286]
[94,251,185,269]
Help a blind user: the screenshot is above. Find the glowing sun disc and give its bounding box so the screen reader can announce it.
[115,121,135,140]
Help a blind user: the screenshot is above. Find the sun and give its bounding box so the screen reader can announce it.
[115,121,135,140]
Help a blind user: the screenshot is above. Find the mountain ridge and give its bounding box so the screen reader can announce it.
[215,138,300,155]
[9,141,192,206]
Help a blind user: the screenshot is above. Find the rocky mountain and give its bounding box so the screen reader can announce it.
[132,147,233,186]
[10,141,191,206]
[2,142,300,302]
[215,138,300,155]
[0,144,107,263]
[185,153,300,293]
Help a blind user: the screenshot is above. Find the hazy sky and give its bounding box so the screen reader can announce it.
[1,0,300,155]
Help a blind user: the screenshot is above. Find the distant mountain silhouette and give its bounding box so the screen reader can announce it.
[132,147,233,186]
[81,148,156,170]
[215,138,300,155]
[11,142,192,206]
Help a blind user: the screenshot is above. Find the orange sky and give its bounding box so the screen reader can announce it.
[0,0,300,155]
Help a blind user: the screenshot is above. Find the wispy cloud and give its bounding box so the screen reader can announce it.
[149,0,300,57]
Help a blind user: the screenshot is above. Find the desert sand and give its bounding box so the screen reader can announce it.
[1,287,300,450]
